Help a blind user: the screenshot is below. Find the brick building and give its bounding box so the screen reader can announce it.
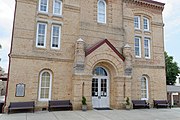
[5,0,166,111]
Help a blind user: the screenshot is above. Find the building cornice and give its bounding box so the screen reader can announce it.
[123,0,165,11]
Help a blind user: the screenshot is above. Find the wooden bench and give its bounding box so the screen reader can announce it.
[8,101,35,114]
[48,100,73,111]
[153,100,171,109]
[132,100,150,109]
[0,102,4,113]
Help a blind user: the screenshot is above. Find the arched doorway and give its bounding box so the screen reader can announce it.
[92,66,109,108]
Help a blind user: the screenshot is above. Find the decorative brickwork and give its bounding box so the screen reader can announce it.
[5,0,166,112]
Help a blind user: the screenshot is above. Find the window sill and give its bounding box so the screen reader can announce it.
[134,28,142,32]
[141,98,148,100]
[37,11,49,16]
[144,30,151,33]
[145,57,151,60]
[135,56,141,59]
[53,14,63,18]
[51,47,61,50]
[97,21,106,25]
[36,46,46,49]
[38,99,49,102]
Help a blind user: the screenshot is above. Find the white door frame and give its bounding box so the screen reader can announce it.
[92,67,110,108]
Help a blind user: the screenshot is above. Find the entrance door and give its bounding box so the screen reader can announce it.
[92,67,109,108]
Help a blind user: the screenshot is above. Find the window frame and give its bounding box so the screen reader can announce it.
[143,17,150,31]
[134,36,141,58]
[141,76,149,100]
[144,37,151,59]
[36,22,47,48]
[53,0,62,16]
[51,25,61,49]
[134,16,141,29]
[97,0,106,24]
[38,70,52,101]
[39,0,49,13]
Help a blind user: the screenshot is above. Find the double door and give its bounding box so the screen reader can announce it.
[92,77,109,108]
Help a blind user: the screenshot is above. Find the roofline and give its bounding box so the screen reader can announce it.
[85,39,125,61]
[123,0,165,10]
[143,0,165,6]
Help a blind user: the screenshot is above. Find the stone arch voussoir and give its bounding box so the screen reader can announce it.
[85,53,124,76]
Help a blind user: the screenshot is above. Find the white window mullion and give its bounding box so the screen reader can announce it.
[144,38,151,59]
[36,23,47,48]
[97,0,106,24]
[51,25,61,49]
[39,0,49,13]
[53,0,62,15]
[38,71,52,101]
[134,16,140,29]
[143,17,150,31]
[141,76,149,100]
[134,37,141,58]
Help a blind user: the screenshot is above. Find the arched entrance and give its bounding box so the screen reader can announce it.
[92,67,109,108]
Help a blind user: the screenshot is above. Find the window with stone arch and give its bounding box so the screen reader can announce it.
[97,0,106,23]
[141,76,149,100]
[38,70,52,101]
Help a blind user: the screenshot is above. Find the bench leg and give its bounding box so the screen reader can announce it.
[8,109,10,114]
[48,107,51,112]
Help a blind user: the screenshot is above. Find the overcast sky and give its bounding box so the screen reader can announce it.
[0,0,180,72]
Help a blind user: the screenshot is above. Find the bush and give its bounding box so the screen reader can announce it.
[82,96,87,105]
[126,97,130,105]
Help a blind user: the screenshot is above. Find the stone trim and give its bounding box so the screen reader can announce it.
[36,18,63,25]
[133,65,165,69]
[10,54,73,62]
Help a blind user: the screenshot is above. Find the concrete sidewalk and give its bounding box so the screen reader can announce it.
[1,108,180,120]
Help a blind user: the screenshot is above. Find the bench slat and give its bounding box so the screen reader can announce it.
[132,100,150,109]
[153,100,171,109]
[8,101,35,114]
[48,100,72,111]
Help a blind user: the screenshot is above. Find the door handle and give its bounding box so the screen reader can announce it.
[98,96,101,99]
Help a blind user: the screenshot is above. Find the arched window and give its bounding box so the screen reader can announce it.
[38,70,52,101]
[97,0,106,23]
[141,76,148,100]
[93,67,107,76]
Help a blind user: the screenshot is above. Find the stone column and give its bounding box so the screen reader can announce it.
[123,44,133,76]
[72,38,92,110]
[123,44,133,105]
[74,38,85,73]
